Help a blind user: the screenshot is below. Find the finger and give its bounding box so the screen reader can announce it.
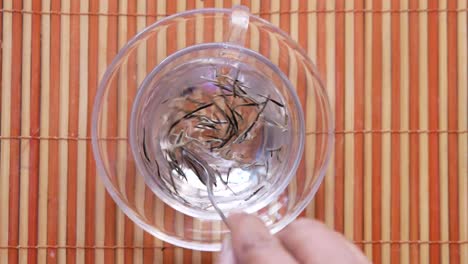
[277,218,371,264]
[216,235,236,264]
[227,213,298,264]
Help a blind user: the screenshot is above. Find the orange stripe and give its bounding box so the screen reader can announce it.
[408,1,420,263]
[202,0,215,263]
[163,2,177,263]
[353,0,365,251]
[240,1,251,45]
[314,0,327,222]
[144,2,158,263]
[279,0,294,222]
[279,1,290,34]
[104,1,119,264]
[85,1,99,263]
[182,215,193,264]
[27,1,41,263]
[8,0,23,263]
[199,1,215,263]
[47,0,61,263]
[142,190,155,264]
[390,1,401,263]
[371,0,383,262]
[447,0,460,263]
[0,0,2,133]
[66,1,80,264]
[259,0,271,59]
[295,0,308,219]
[334,0,345,233]
[183,1,196,263]
[124,1,138,263]
[427,1,441,263]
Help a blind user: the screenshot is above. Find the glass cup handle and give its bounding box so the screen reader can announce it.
[226,5,250,47]
[219,5,250,73]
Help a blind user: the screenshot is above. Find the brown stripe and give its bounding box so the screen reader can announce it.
[163,1,177,263]
[124,1,137,263]
[85,1,99,263]
[66,1,80,264]
[104,1,118,264]
[408,0,420,263]
[353,0,365,251]
[199,1,215,263]
[203,0,214,262]
[314,0,327,222]
[390,1,401,262]
[334,0,345,233]
[0,1,2,195]
[47,0,61,263]
[183,1,196,263]
[8,0,23,263]
[447,0,460,263]
[279,0,293,223]
[259,0,271,59]
[279,0,291,33]
[27,1,41,263]
[163,208,175,264]
[295,0,308,219]
[427,1,441,263]
[0,0,2,141]
[240,1,251,45]
[142,190,154,263]
[143,1,158,263]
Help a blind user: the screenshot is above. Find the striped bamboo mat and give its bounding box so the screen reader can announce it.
[0,0,467,263]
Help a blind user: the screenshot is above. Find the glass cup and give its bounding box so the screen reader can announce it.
[92,6,333,251]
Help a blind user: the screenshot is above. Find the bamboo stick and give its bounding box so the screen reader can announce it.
[438,1,450,263]
[363,0,373,259]
[0,0,13,263]
[84,0,99,263]
[334,0,345,234]
[19,0,32,263]
[399,1,410,262]
[457,1,468,264]
[58,0,71,262]
[343,0,355,241]
[353,0,365,251]
[313,0,327,223]
[428,0,442,263]
[67,1,81,263]
[76,1,89,263]
[304,0,317,219]
[381,1,392,263]
[28,0,43,262]
[94,1,110,263]
[390,1,402,263]
[154,0,167,262]
[418,1,430,263]
[38,0,52,263]
[325,0,336,230]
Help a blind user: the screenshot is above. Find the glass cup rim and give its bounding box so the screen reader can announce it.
[129,42,305,220]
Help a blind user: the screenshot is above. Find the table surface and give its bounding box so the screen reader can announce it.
[0,0,467,263]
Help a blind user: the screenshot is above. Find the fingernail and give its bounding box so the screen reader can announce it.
[216,235,236,264]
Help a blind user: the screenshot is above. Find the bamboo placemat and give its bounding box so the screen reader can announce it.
[0,0,467,263]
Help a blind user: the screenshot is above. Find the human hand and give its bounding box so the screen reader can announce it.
[216,213,371,264]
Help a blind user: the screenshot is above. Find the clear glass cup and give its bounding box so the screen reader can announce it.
[92,7,333,251]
